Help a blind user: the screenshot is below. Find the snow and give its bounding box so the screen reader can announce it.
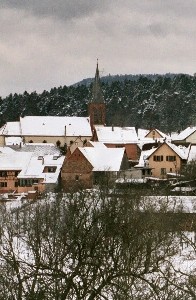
[20,116,92,137]
[0,121,21,135]
[5,136,22,145]
[175,126,196,141]
[116,178,147,183]
[16,143,61,156]
[141,195,196,213]
[0,152,32,170]
[79,147,125,171]
[187,144,196,162]
[1,116,92,137]
[0,146,15,154]
[95,126,138,143]
[145,128,169,139]
[138,142,188,162]
[135,148,157,168]
[18,155,65,183]
[171,187,196,192]
[137,128,149,139]
[0,146,64,184]
[87,141,107,148]
[166,142,188,159]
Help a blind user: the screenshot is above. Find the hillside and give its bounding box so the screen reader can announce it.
[0,73,196,133]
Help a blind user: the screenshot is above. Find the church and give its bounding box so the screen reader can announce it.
[0,61,106,152]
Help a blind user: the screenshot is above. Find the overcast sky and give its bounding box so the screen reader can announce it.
[0,0,196,97]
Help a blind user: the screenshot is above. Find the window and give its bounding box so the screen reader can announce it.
[19,179,36,187]
[48,167,57,173]
[56,140,61,147]
[153,155,163,162]
[161,168,166,175]
[0,171,7,177]
[0,182,7,187]
[166,156,176,161]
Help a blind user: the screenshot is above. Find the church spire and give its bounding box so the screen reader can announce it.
[92,59,104,103]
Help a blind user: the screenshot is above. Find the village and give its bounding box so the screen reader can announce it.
[0,62,196,200]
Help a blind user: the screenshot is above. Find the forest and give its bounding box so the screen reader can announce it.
[0,73,196,133]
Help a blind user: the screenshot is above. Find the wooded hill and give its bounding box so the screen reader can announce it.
[0,73,196,133]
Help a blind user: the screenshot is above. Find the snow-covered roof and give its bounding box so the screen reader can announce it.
[135,148,157,168]
[0,147,15,154]
[20,116,92,137]
[156,129,169,138]
[18,155,65,184]
[1,116,92,137]
[87,141,107,148]
[170,132,180,140]
[16,143,61,157]
[79,147,125,171]
[95,126,138,143]
[0,152,32,171]
[137,128,149,139]
[166,142,188,160]
[0,122,21,135]
[175,126,196,141]
[145,128,169,139]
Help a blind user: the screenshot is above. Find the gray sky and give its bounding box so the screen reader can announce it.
[0,0,196,97]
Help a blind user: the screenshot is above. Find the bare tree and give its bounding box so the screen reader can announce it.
[0,189,194,299]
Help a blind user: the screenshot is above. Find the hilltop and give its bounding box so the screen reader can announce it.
[0,73,196,133]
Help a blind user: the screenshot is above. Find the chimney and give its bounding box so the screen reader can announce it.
[112,124,114,131]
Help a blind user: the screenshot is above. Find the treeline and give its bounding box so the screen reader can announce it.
[0,73,196,133]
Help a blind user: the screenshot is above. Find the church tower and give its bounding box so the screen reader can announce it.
[88,60,106,131]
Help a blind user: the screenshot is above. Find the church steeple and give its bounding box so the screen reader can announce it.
[91,59,104,103]
[88,60,106,130]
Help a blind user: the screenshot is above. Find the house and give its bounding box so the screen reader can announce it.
[0,152,32,193]
[135,142,188,179]
[0,144,65,194]
[145,128,170,141]
[92,125,140,164]
[173,126,196,145]
[0,116,92,152]
[61,146,129,191]
[17,153,64,193]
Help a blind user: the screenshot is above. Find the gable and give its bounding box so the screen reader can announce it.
[148,143,186,160]
[145,129,166,139]
[62,148,93,173]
